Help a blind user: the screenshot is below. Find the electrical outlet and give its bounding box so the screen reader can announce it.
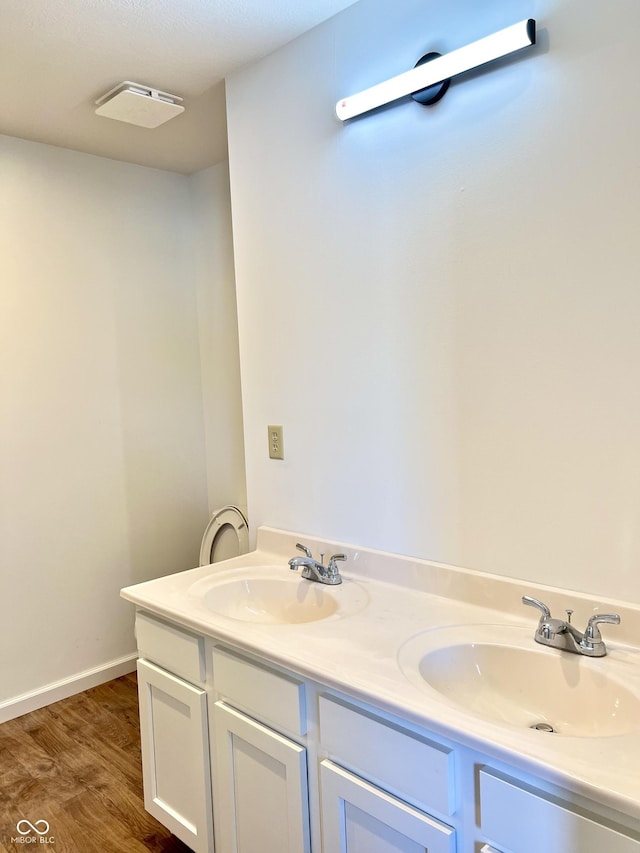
[268,425,284,460]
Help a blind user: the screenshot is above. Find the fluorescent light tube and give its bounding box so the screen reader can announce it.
[336,19,536,121]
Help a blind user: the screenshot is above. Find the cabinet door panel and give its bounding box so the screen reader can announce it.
[321,760,455,853]
[137,659,213,853]
[480,769,640,853]
[319,696,454,817]
[136,611,205,683]
[212,646,306,734]
[213,700,311,853]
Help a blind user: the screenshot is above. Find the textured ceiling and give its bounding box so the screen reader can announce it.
[0,0,358,173]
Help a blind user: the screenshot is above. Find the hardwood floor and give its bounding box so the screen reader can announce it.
[0,673,193,853]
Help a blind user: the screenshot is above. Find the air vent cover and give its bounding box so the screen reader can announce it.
[95,82,184,129]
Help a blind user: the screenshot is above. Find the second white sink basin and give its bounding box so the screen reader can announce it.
[189,567,369,624]
[398,624,640,738]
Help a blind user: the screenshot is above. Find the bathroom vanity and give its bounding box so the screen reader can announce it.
[121,527,640,853]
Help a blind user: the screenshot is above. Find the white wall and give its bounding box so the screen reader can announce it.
[226,0,640,602]
[0,136,218,707]
[190,163,247,516]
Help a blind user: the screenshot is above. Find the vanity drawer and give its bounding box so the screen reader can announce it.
[319,695,454,817]
[479,769,640,853]
[135,611,206,685]
[212,646,306,737]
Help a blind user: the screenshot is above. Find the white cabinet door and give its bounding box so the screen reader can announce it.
[480,770,640,853]
[320,760,455,853]
[137,659,213,853]
[213,700,311,853]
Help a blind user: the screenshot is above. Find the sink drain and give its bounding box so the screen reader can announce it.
[530,722,555,733]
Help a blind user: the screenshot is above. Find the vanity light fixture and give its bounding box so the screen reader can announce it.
[335,18,536,121]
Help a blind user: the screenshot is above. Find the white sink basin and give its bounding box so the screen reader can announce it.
[398,624,640,738]
[189,567,369,624]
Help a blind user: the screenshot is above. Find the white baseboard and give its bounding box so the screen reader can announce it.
[0,653,138,724]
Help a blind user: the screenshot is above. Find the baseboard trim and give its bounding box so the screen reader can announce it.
[0,653,138,723]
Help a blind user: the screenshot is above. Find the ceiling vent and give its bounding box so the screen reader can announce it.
[95,82,184,129]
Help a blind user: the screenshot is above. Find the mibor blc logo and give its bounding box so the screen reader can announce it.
[11,819,55,845]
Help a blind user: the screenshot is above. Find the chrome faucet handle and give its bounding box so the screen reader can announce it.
[295,543,313,558]
[583,613,621,644]
[327,553,346,572]
[522,595,551,621]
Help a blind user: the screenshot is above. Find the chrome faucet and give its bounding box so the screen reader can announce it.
[288,543,346,585]
[522,595,620,657]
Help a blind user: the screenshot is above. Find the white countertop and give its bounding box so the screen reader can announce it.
[121,526,640,822]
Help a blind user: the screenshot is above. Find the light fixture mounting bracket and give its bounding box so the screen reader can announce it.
[410,52,450,106]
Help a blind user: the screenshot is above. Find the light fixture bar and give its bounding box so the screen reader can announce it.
[336,19,536,121]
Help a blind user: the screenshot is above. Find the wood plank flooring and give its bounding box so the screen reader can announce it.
[0,673,193,852]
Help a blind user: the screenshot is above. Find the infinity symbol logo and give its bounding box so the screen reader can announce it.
[16,819,50,835]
